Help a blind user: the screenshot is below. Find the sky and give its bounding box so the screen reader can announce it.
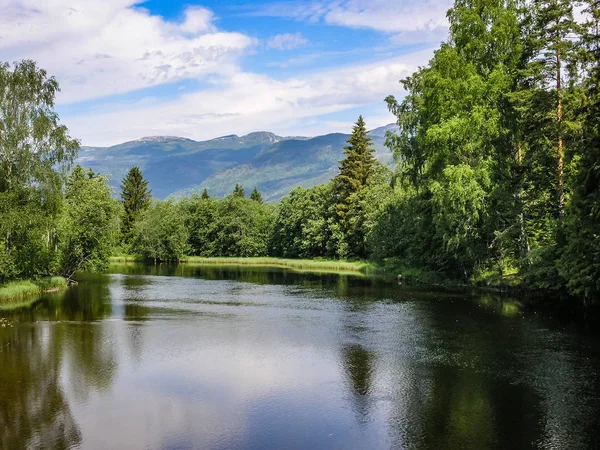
[0,0,453,146]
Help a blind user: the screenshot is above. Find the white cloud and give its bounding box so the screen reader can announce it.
[248,0,453,34]
[0,0,255,103]
[267,32,309,50]
[389,25,448,46]
[64,49,433,146]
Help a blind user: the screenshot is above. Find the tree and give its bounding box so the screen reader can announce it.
[0,60,79,281]
[558,0,600,298]
[201,188,210,199]
[179,194,218,256]
[333,116,378,258]
[232,184,245,197]
[250,187,263,203]
[120,167,151,244]
[270,185,334,258]
[58,166,120,282]
[204,196,273,257]
[528,0,580,216]
[131,201,189,263]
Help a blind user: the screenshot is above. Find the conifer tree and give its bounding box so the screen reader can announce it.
[120,167,151,244]
[250,187,263,203]
[232,184,245,197]
[333,116,378,258]
[201,188,210,200]
[530,0,580,216]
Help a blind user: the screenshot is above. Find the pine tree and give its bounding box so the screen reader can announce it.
[232,184,245,197]
[333,116,378,258]
[250,187,263,203]
[201,188,209,200]
[120,167,151,244]
[531,0,579,216]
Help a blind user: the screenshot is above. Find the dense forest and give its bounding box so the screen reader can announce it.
[1,0,599,300]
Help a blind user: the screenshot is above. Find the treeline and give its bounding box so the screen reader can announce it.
[1,0,599,300]
[119,116,383,263]
[372,0,600,298]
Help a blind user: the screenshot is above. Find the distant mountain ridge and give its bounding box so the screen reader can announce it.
[78,124,398,201]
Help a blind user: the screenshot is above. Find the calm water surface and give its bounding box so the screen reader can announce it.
[1,264,599,450]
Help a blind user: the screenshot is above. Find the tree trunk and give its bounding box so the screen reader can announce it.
[516,144,530,258]
[556,43,565,217]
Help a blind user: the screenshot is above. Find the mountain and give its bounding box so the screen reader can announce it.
[78,124,397,201]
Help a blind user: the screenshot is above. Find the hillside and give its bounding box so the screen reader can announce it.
[78,125,397,201]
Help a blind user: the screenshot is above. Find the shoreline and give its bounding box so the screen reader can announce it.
[0,277,68,307]
[109,255,583,299]
[110,256,374,276]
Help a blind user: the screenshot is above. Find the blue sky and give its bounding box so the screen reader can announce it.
[1,0,452,146]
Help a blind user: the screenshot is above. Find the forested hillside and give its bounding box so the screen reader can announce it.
[80,127,394,200]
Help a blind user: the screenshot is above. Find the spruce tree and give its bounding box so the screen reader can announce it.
[232,184,245,197]
[333,116,377,258]
[250,187,263,203]
[120,167,151,244]
[201,188,210,200]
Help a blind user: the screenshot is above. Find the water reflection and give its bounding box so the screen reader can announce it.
[0,321,82,449]
[0,264,598,449]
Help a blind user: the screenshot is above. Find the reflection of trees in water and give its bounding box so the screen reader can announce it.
[381,295,600,450]
[0,324,82,449]
[342,344,375,424]
[0,274,120,448]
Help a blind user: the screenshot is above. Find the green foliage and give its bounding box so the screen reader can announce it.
[201,188,209,199]
[232,183,245,197]
[270,185,334,258]
[250,187,263,203]
[0,60,79,282]
[179,194,218,256]
[203,196,273,257]
[120,166,152,245]
[333,116,379,258]
[58,166,120,280]
[132,201,189,262]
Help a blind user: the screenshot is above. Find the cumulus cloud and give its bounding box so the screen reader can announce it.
[0,0,255,102]
[247,0,453,34]
[64,49,433,146]
[267,33,309,50]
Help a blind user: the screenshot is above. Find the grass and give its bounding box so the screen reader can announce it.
[111,255,376,275]
[0,276,67,305]
[181,257,376,275]
[108,254,523,289]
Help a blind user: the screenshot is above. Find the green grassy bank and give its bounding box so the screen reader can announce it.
[110,255,376,276]
[109,255,527,289]
[0,277,68,306]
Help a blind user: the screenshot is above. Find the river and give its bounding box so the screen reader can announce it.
[1,264,599,449]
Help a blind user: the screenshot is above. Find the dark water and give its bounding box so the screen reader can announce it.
[1,265,600,450]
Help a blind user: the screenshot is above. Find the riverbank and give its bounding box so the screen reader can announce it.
[109,255,532,290]
[0,277,68,307]
[110,255,375,276]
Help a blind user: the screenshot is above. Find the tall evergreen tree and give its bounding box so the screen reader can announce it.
[559,0,600,298]
[530,0,580,216]
[120,167,151,244]
[232,184,245,197]
[250,187,263,203]
[201,188,210,200]
[333,116,378,258]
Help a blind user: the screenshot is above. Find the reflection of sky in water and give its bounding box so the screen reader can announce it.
[1,267,600,449]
